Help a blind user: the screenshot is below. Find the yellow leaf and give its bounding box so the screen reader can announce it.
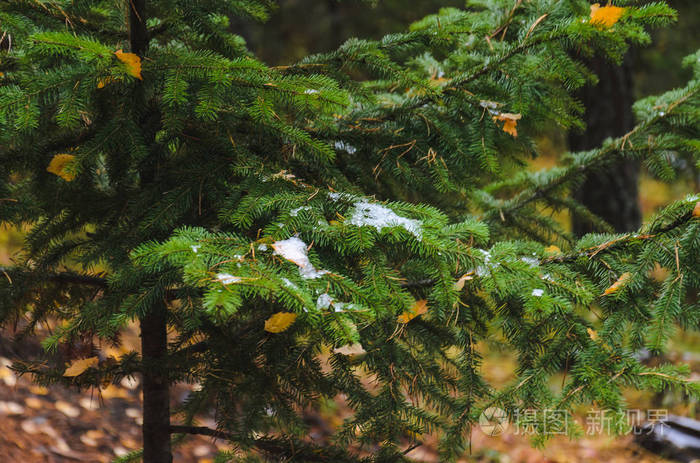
[492,112,521,137]
[587,327,598,341]
[114,50,143,80]
[397,299,428,324]
[693,201,700,218]
[47,154,77,181]
[29,385,49,395]
[603,272,632,295]
[544,245,561,255]
[333,343,366,356]
[590,3,625,29]
[97,76,115,89]
[264,312,297,333]
[454,272,474,291]
[63,356,99,377]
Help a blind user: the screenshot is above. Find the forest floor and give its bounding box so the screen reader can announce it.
[0,324,692,462]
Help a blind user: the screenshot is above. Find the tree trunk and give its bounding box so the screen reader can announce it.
[140,302,172,463]
[128,1,172,462]
[569,54,641,235]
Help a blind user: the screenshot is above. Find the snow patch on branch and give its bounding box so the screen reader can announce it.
[216,273,242,285]
[348,201,422,239]
[273,237,328,279]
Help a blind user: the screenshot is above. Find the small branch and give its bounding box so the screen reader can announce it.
[542,210,695,265]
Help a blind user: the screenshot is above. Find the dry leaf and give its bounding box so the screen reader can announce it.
[603,272,632,295]
[115,50,143,80]
[590,3,625,29]
[47,154,77,181]
[100,384,129,399]
[693,201,700,218]
[97,76,115,88]
[544,245,561,255]
[454,272,475,291]
[492,113,522,137]
[79,397,100,410]
[264,312,297,333]
[587,327,598,341]
[0,401,24,415]
[397,299,429,324]
[25,397,44,409]
[63,356,99,377]
[29,385,49,395]
[333,343,366,356]
[55,400,81,418]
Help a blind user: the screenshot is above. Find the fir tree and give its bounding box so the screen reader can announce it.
[0,1,699,462]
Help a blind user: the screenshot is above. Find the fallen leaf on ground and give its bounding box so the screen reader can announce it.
[55,400,81,418]
[0,401,24,415]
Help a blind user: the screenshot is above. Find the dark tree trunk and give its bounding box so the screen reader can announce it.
[128,1,172,462]
[140,302,172,463]
[569,54,641,235]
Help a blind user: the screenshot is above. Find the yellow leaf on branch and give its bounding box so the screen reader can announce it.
[693,201,700,218]
[587,328,598,341]
[603,272,632,295]
[47,154,77,181]
[590,3,625,29]
[397,299,428,324]
[115,50,143,80]
[544,245,561,255]
[97,77,115,89]
[454,272,474,291]
[264,312,297,333]
[63,356,99,377]
[492,113,521,137]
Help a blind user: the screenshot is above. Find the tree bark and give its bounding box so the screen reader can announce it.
[569,54,641,235]
[128,1,172,462]
[140,302,172,463]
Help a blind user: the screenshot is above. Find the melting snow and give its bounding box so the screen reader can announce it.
[216,273,242,285]
[475,249,499,277]
[334,141,357,154]
[348,201,422,239]
[290,206,311,217]
[190,245,201,253]
[531,288,544,297]
[328,191,355,202]
[520,256,539,268]
[273,237,329,279]
[317,293,332,309]
[258,244,268,251]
